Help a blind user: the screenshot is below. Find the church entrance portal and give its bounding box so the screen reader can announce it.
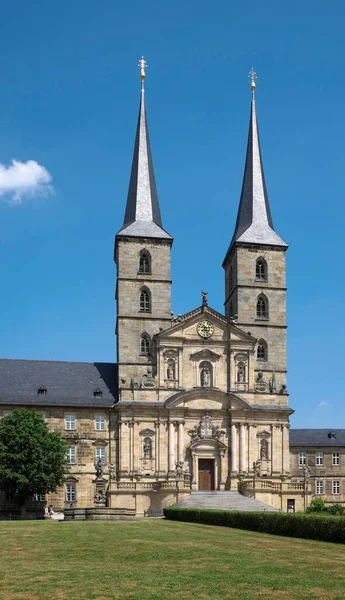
[198,459,215,491]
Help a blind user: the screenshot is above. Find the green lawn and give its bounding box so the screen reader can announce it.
[0,519,344,600]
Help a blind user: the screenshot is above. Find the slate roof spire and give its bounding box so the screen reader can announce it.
[224,70,287,259]
[117,57,172,240]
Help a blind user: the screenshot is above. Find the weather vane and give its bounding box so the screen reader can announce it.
[249,68,257,97]
[138,56,147,89]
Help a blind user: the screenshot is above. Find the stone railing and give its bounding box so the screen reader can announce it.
[110,477,191,493]
[240,478,306,497]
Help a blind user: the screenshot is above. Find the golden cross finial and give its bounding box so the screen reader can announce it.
[138,56,147,89]
[249,68,257,97]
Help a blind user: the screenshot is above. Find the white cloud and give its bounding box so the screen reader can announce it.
[0,159,53,205]
[317,400,328,408]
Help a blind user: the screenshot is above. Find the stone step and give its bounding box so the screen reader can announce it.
[173,491,278,512]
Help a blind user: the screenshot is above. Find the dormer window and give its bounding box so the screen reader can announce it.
[328,431,336,439]
[94,388,103,398]
[38,386,47,396]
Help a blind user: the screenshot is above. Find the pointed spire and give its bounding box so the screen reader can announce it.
[224,70,287,259]
[117,57,172,240]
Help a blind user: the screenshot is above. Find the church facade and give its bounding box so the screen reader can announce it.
[0,65,344,516]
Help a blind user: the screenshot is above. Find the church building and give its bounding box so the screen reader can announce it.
[0,61,344,517]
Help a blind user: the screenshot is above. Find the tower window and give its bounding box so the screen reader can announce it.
[256,295,268,319]
[257,340,268,361]
[256,258,267,281]
[140,333,151,355]
[139,288,151,313]
[139,250,151,274]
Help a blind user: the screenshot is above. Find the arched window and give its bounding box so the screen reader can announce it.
[139,250,151,274]
[143,437,152,458]
[139,288,151,312]
[256,258,267,281]
[256,294,268,319]
[200,361,213,388]
[257,340,268,361]
[140,333,150,355]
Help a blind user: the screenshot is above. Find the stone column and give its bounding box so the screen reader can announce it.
[178,421,184,463]
[118,420,122,473]
[231,423,238,473]
[120,421,130,474]
[281,425,285,473]
[155,421,160,474]
[191,451,197,489]
[219,451,226,490]
[271,425,278,474]
[283,425,290,474]
[239,423,246,473]
[168,420,175,473]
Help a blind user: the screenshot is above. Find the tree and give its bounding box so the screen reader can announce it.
[0,409,68,508]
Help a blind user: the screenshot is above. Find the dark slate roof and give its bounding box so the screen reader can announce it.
[0,359,118,408]
[290,429,345,447]
[117,88,172,240]
[224,95,287,263]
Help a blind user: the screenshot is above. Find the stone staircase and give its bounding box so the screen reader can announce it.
[173,491,278,512]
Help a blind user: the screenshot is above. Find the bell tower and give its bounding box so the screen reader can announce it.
[223,70,288,393]
[114,58,173,397]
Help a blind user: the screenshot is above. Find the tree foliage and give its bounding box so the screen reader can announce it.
[0,409,68,504]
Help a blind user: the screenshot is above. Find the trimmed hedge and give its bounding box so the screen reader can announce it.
[163,507,345,544]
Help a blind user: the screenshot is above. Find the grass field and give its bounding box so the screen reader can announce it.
[0,519,345,600]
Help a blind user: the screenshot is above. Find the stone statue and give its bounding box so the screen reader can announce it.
[94,488,106,503]
[260,439,268,459]
[253,460,261,476]
[175,461,184,476]
[95,458,103,479]
[167,362,175,380]
[143,437,152,458]
[201,290,208,306]
[303,464,311,480]
[201,367,210,387]
[237,364,245,383]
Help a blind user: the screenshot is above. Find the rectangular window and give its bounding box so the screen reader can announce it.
[332,452,340,466]
[299,452,306,466]
[95,415,105,431]
[66,483,76,503]
[65,414,75,431]
[66,447,76,464]
[95,447,106,465]
[315,480,324,494]
[315,452,323,466]
[332,481,340,495]
[34,493,46,502]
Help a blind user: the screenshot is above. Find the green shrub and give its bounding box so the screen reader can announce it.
[305,498,325,513]
[325,504,344,516]
[163,507,345,544]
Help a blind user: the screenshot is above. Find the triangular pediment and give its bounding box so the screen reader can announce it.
[156,305,227,341]
[139,428,155,437]
[190,349,221,361]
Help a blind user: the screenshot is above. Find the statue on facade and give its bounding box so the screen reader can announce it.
[201,290,208,306]
[237,364,245,383]
[95,458,104,479]
[175,461,184,477]
[201,366,210,387]
[260,439,268,459]
[167,361,175,380]
[253,460,261,476]
[143,437,152,458]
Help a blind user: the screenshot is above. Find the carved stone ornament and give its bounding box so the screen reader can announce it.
[254,370,268,392]
[190,413,225,442]
[141,366,157,389]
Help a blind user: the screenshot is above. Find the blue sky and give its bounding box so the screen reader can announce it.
[0,0,344,427]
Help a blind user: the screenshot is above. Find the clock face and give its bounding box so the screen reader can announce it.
[197,320,214,339]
